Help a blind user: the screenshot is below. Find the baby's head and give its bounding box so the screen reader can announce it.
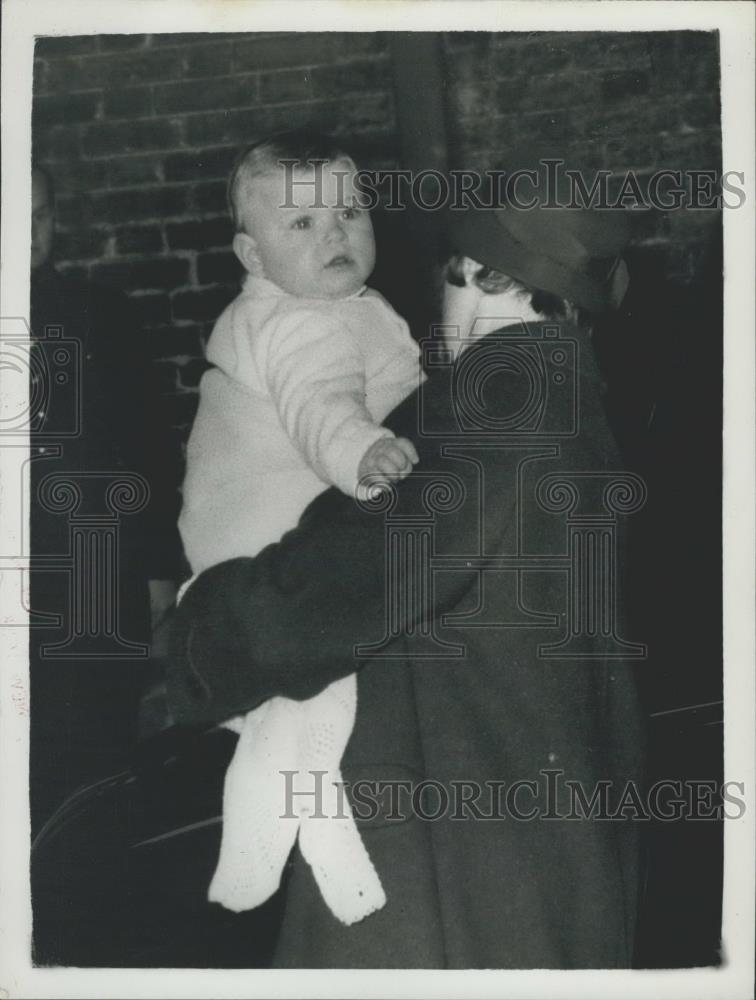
[228,130,375,299]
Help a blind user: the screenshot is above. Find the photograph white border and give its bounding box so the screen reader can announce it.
[1,2,753,997]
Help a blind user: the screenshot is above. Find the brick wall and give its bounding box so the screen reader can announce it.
[33,31,398,445]
[32,29,722,494]
[444,31,722,278]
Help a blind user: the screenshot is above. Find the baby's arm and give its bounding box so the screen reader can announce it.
[264,310,417,496]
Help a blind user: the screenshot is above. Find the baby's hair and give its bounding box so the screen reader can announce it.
[227,129,355,233]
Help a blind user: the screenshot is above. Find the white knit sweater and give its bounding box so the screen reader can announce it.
[180,274,421,573]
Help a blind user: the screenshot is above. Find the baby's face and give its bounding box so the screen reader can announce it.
[240,159,375,299]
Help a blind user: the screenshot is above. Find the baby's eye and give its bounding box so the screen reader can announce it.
[341,207,360,221]
[291,216,312,231]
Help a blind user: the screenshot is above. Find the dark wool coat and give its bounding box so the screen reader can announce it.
[167,322,647,969]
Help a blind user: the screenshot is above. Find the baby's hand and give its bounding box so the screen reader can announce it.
[358,436,419,492]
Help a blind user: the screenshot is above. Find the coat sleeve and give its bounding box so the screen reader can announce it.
[165,372,512,727]
[262,309,393,495]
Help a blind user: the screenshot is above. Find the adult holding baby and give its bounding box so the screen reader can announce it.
[178,132,423,925]
[169,142,646,968]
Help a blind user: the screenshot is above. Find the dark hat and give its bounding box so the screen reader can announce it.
[448,158,631,312]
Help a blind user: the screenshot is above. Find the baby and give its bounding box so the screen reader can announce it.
[178,131,423,925]
[180,131,420,573]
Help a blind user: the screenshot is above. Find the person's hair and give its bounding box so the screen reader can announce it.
[32,162,55,203]
[227,129,355,233]
[444,252,580,324]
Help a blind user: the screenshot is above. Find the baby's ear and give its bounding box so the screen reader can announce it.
[233,232,262,276]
